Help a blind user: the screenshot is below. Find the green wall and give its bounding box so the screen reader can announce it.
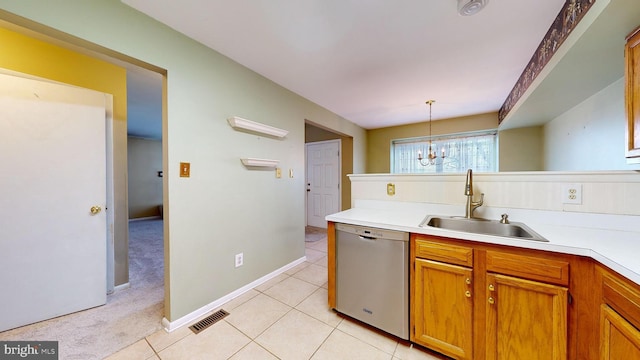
[0,0,366,322]
[128,137,163,219]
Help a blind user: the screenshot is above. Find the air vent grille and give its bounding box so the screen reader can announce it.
[189,309,229,334]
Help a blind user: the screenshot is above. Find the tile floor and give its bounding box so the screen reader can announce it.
[105,236,449,360]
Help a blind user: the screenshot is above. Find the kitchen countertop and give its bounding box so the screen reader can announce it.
[326,201,640,286]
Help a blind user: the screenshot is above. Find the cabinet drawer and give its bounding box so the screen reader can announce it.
[414,238,473,267]
[486,250,569,286]
[602,270,640,330]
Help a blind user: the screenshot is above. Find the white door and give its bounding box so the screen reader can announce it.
[306,140,341,228]
[0,73,108,332]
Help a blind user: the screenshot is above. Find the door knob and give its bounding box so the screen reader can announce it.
[90,206,102,215]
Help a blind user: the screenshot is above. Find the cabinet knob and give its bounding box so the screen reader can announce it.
[465,290,471,298]
[488,284,495,291]
[465,277,471,285]
[488,297,495,304]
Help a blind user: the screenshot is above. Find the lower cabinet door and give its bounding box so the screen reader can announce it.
[601,305,640,359]
[486,273,568,360]
[413,258,473,359]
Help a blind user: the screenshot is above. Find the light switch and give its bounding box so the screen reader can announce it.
[289,169,294,178]
[275,168,282,178]
[180,162,191,177]
[387,183,395,196]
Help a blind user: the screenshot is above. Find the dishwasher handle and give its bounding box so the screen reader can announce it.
[358,235,377,241]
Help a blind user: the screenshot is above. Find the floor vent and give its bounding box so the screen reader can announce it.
[189,309,230,334]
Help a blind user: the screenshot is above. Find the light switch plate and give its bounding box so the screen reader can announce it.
[275,168,282,178]
[180,162,191,177]
[387,183,395,196]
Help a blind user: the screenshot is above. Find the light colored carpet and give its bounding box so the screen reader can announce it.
[0,219,165,360]
[305,226,328,242]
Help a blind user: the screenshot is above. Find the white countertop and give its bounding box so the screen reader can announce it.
[326,201,640,286]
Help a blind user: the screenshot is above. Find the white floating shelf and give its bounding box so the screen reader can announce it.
[240,158,280,168]
[228,116,288,138]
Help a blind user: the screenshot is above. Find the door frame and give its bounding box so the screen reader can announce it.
[305,139,342,228]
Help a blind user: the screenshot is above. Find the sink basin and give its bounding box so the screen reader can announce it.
[420,216,548,242]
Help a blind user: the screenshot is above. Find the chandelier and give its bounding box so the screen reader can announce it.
[417,100,446,166]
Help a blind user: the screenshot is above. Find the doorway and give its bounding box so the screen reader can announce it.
[306,140,341,228]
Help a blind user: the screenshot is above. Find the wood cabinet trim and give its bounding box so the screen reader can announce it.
[327,221,336,308]
[414,235,474,267]
[486,250,570,286]
[626,25,640,159]
[601,268,640,331]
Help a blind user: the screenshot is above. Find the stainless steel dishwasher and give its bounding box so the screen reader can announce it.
[335,223,409,340]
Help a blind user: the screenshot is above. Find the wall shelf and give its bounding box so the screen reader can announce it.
[240,158,279,168]
[228,116,288,138]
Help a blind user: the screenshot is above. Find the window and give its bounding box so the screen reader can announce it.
[391,131,497,173]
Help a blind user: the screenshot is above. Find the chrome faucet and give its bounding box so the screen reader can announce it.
[464,169,484,219]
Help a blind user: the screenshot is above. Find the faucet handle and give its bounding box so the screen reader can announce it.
[500,213,509,224]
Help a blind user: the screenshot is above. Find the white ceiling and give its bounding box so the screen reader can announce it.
[123,0,566,130]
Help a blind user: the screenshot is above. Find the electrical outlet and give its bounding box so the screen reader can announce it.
[235,253,243,268]
[562,183,582,204]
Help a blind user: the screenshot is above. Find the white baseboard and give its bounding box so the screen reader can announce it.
[129,216,162,222]
[113,282,130,292]
[162,256,307,333]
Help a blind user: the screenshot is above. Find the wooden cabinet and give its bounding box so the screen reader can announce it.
[414,258,473,359]
[625,26,640,162]
[485,251,569,360]
[412,237,474,359]
[411,235,571,360]
[600,305,640,359]
[598,266,640,359]
[485,273,568,360]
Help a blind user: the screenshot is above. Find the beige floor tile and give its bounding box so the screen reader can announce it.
[284,261,311,275]
[254,273,289,293]
[228,341,279,360]
[321,281,328,289]
[292,263,328,286]
[307,238,328,252]
[296,288,343,327]
[263,276,319,307]
[158,321,250,360]
[146,326,192,353]
[221,289,261,311]
[393,342,450,360]
[225,293,291,338]
[305,248,326,263]
[146,355,160,360]
[314,255,328,268]
[104,339,155,360]
[337,318,399,355]
[311,329,393,360]
[256,309,333,360]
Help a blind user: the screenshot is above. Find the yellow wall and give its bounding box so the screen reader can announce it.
[0,27,126,121]
[367,112,499,173]
[0,26,130,285]
[499,126,543,171]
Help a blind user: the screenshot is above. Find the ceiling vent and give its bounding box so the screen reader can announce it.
[457,0,489,16]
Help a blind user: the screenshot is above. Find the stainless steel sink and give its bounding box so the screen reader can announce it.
[420,216,548,242]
